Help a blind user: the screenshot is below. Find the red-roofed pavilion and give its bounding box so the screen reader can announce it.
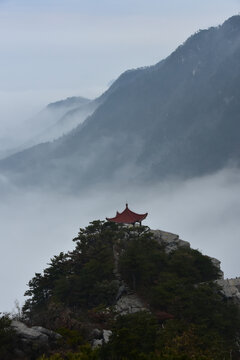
[106,204,148,225]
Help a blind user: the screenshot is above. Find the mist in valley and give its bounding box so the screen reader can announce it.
[0,167,240,312]
[1,0,240,321]
[0,91,99,160]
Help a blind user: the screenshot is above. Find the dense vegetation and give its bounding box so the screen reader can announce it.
[23,221,119,326]
[0,314,17,359]
[5,221,240,359]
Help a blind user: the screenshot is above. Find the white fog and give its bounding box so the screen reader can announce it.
[1,0,240,322]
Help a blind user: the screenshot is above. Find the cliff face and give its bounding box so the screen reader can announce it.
[217,277,240,301]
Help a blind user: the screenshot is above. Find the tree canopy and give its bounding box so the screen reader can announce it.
[20,220,240,359]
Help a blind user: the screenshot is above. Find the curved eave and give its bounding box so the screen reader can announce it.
[106,212,148,224]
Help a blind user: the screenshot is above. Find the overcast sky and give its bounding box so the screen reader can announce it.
[0,0,240,128]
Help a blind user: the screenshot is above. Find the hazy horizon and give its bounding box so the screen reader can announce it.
[1,0,240,131]
[1,1,240,313]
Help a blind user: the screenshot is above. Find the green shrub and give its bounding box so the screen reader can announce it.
[0,314,17,360]
[38,344,98,359]
[100,311,158,359]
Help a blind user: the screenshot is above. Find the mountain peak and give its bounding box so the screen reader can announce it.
[8,220,240,359]
[47,96,90,110]
[221,14,240,36]
[222,14,240,28]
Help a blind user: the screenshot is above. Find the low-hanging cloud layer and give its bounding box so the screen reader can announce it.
[1,0,240,316]
[0,167,240,312]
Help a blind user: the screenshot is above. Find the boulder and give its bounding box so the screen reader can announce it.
[32,326,62,340]
[151,229,179,243]
[103,329,112,343]
[92,339,103,348]
[11,321,48,345]
[209,257,224,278]
[151,229,190,254]
[216,278,240,301]
[91,329,112,348]
[115,294,147,316]
[11,320,62,358]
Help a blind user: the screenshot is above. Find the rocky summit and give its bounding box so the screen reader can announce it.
[1,220,240,359]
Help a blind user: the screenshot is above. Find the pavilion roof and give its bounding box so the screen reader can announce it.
[106,204,148,224]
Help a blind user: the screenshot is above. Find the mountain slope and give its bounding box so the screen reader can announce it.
[17,96,98,147]
[1,15,240,189]
[0,96,98,161]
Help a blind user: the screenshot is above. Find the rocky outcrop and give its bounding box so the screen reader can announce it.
[151,229,190,254]
[92,338,103,348]
[91,329,113,348]
[115,294,148,316]
[11,320,61,358]
[103,329,112,343]
[31,326,62,341]
[151,229,223,278]
[216,278,240,301]
[113,227,225,318]
[209,257,224,279]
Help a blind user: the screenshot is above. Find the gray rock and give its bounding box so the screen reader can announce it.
[103,329,112,343]
[210,257,221,269]
[11,320,63,358]
[32,326,62,340]
[209,257,224,278]
[151,229,179,242]
[11,321,48,344]
[92,339,103,348]
[151,229,190,254]
[216,278,240,301]
[115,294,147,316]
[116,284,127,300]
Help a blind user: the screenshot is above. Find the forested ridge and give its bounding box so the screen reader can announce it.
[1,221,240,359]
[2,16,240,190]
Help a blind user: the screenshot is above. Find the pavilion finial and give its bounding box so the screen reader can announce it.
[126,203,128,208]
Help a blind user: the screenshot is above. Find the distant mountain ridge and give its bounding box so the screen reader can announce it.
[0,96,99,160]
[18,96,99,147]
[1,15,240,189]
[47,96,90,109]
